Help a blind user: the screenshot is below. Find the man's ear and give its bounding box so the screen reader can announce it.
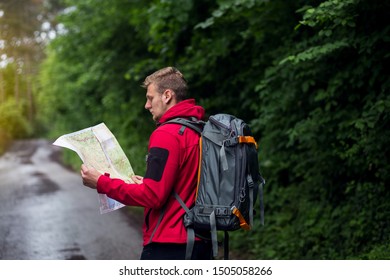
[162,89,174,104]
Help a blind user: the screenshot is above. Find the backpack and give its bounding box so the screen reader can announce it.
[164,113,265,259]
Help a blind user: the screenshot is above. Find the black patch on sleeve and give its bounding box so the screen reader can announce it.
[144,147,169,182]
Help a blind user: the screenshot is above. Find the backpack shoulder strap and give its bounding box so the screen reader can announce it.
[173,192,195,260]
[163,117,205,135]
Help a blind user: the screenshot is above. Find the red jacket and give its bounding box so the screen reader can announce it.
[97,99,205,245]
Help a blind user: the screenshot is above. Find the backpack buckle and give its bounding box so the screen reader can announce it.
[215,207,229,216]
[223,138,238,147]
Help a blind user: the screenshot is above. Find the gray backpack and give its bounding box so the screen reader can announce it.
[165,113,265,259]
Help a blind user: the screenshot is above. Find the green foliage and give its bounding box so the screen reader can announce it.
[248,0,390,259]
[37,0,389,259]
[38,0,153,173]
[0,98,31,139]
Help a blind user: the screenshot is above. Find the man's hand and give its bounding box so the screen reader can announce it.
[131,175,144,184]
[80,164,101,189]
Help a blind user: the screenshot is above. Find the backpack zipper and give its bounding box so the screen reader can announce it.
[209,115,236,137]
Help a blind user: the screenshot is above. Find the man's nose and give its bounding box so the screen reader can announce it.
[145,101,151,110]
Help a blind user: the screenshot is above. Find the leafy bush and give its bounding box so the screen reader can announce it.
[0,99,32,153]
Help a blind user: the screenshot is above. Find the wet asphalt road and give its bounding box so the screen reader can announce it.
[0,139,143,260]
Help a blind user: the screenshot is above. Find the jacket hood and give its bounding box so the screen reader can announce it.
[158,99,205,125]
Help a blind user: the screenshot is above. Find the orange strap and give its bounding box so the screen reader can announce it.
[232,206,251,231]
[238,136,258,149]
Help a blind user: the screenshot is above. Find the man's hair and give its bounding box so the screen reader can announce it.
[142,66,188,101]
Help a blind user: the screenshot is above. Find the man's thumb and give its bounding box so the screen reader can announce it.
[81,164,89,174]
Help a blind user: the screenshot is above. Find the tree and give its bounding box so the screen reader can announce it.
[38,0,154,172]
[250,0,390,259]
[0,0,63,148]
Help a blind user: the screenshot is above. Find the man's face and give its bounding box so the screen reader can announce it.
[145,83,166,122]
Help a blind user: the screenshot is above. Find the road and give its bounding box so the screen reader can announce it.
[0,139,143,260]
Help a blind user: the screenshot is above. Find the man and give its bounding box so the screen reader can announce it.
[80,67,212,260]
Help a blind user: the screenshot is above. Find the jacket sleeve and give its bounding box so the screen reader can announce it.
[97,129,180,209]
